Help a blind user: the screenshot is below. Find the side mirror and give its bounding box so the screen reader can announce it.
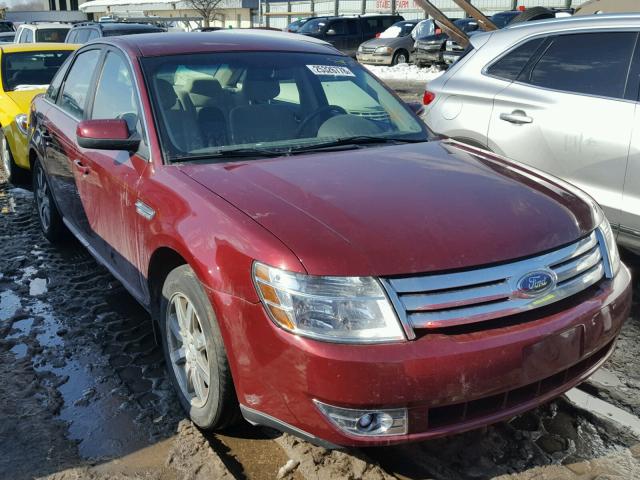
[326,29,336,35]
[76,119,140,151]
[406,101,425,116]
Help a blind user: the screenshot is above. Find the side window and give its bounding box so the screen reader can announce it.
[16,27,24,42]
[58,49,101,119]
[364,18,379,34]
[486,37,545,82]
[46,55,72,101]
[23,29,33,43]
[526,32,636,99]
[91,51,145,147]
[328,20,347,35]
[66,30,77,43]
[346,20,357,35]
[382,17,396,29]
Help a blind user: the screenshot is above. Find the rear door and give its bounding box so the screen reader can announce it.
[46,47,102,237]
[489,31,637,227]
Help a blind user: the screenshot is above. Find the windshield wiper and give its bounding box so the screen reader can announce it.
[286,136,427,153]
[172,147,287,162]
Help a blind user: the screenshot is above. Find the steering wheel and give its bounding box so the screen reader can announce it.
[296,105,347,137]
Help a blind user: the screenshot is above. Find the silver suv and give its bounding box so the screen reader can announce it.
[424,14,640,254]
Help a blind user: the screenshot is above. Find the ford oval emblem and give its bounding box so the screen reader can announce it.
[517,270,556,297]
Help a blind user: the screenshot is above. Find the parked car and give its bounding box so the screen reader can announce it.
[15,23,71,43]
[298,14,404,56]
[192,27,224,32]
[0,21,15,43]
[0,43,76,183]
[356,19,433,65]
[29,30,630,448]
[413,18,475,67]
[65,22,166,43]
[424,14,640,254]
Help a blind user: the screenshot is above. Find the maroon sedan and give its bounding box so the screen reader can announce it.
[28,31,631,447]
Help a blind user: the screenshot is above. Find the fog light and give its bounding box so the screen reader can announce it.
[314,400,407,437]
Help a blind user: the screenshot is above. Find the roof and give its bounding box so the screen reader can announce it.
[19,22,72,29]
[501,12,640,34]
[71,22,164,31]
[0,42,77,53]
[107,30,338,57]
[576,0,640,15]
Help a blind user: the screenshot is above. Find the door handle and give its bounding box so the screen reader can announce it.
[500,110,533,124]
[73,159,90,175]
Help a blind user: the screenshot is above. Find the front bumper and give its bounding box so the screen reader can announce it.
[414,48,442,64]
[4,123,29,170]
[208,265,632,447]
[356,52,393,65]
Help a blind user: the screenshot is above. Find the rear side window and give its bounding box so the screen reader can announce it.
[487,37,544,81]
[58,49,101,119]
[66,30,77,43]
[23,29,33,43]
[74,29,91,43]
[526,32,636,99]
[87,29,100,41]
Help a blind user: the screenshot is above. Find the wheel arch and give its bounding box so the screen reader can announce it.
[147,246,189,323]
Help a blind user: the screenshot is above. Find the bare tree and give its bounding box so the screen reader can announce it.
[186,0,224,27]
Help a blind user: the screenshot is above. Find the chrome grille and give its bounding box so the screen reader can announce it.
[360,46,377,54]
[382,232,606,332]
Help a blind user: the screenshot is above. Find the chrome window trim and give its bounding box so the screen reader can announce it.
[383,231,608,331]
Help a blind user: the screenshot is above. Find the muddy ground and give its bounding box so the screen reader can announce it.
[1,132,640,478]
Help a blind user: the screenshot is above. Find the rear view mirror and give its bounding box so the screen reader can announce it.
[76,119,140,151]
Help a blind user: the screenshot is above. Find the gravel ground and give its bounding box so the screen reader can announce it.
[1,71,640,478]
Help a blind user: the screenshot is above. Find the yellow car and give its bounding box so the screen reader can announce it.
[0,43,77,183]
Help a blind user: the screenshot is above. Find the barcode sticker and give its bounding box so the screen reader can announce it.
[306,65,355,77]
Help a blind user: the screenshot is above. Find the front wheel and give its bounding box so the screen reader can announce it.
[0,131,28,185]
[160,265,240,429]
[392,50,409,65]
[33,158,66,242]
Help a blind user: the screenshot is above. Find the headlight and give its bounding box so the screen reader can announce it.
[597,217,620,278]
[357,45,363,52]
[15,114,28,135]
[374,46,393,55]
[253,262,405,343]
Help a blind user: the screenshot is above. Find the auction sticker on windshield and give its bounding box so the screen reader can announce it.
[307,65,355,76]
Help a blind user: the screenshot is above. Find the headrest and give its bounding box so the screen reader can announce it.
[243,70,280,102]
[190,78,222,97]
[155,78,179,110]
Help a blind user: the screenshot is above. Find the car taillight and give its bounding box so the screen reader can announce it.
[423,90,436,105]
[435,27,442,34]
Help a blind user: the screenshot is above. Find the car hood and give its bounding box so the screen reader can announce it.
[361,37,406,48]
[5,89,46,112]
[178,140,597,277]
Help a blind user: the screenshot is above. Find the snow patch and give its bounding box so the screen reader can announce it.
[364,63,445,83]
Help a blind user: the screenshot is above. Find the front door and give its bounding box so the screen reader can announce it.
[489,31,637,227]
[76,49,150,300]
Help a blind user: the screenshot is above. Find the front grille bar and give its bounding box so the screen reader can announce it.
[382,231,606,331]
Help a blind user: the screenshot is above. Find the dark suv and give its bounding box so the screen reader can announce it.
[65,22,165,43]
[298,14,403,56]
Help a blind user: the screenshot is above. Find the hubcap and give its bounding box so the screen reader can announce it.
[397,54,407,64]
[1,136,10,181]
[167,293,210,408]
[36,166,51,232]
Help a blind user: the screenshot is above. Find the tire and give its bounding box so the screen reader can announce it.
[33,158,66,243]
[509,7,555,24]
[159,264,240,430]
[392,49,409,65]
[0,130,28,185]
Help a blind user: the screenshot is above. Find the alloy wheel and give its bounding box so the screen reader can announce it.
[35,166,51,232]
[167,292,210,408]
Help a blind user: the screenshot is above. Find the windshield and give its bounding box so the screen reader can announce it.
[142,52,428,162]
[35,28,69,42]
[299,19,327,34]
[2,50,71,91]
[379,22,415,39]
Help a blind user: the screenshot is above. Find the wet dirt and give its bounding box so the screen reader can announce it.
[1,181,640,480]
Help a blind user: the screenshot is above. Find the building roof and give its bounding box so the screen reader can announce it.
[575,0,640,15]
